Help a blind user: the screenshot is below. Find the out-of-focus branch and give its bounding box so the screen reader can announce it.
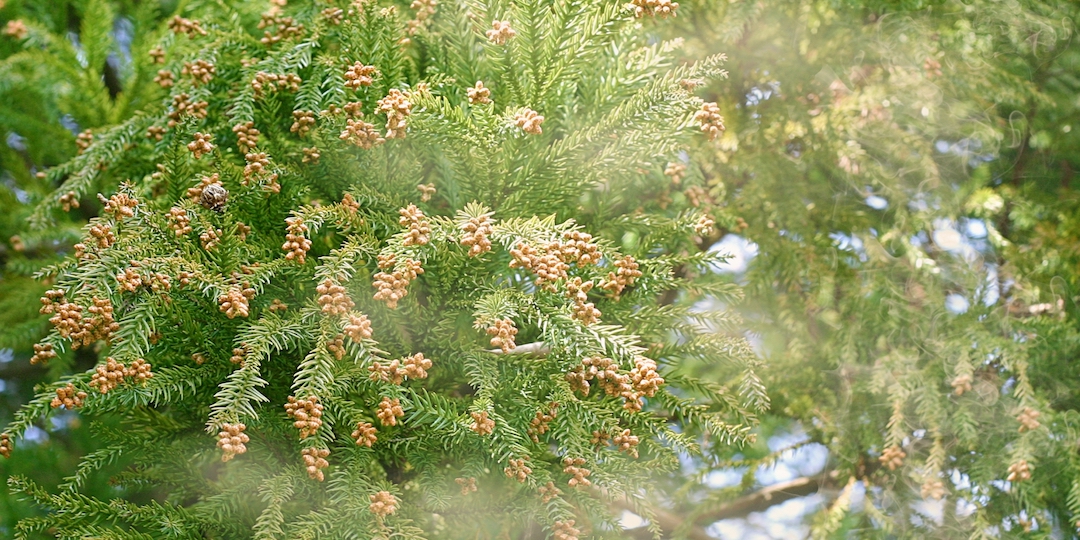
[619,474,840,538]
[486,342,550,356]
[613,497,715,540]
[689,475,827,524]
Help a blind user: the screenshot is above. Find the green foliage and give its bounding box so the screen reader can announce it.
[657,0,1080,535]
[8,0,1080,536]
[1,0,763,538]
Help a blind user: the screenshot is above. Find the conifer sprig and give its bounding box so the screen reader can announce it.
[5,0,757,537]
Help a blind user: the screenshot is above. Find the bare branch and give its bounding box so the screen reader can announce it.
[486,341,550,356]
[612,497,714,540]
[690,474,833,524]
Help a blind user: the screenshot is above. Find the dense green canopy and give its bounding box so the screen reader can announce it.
[0,0,1077,538]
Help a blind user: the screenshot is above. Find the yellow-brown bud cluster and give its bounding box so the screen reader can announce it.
[322,7,344,24]
[369,491,398,517]
[42,295,120,348]
[566,355,657,412]
[612,428,640,458]
[565,354,617,397]
[76,130,93,154]
[552,520,581,540]
[514,108,544,135]
[406,0,437,35]
[509,243,568,291]
[168,16,206,37]
[336,194,359,216]
[327,334,346,360]
[219,284,255,318]
[187,132,215,159]
[591,430,610,447]
[504,457,531,482]
[242,152,279,192]
[0,434,11,458]
[232,122,260,152]
[343,101,364,117]
[373,255,423,308]
[539,481,562,503]
[344,313,373,341]
[600,256,642,299]
[369,353,432,384]
[168,207,192,236]
[3,20,28,40]
[562,457,591,488]
[285,396,324,438]
[168,93,208,127]
[558,231,602,266]
[629,0,679,18]
[376,89,411,139]
[251,71,301,98]
[344,62,377,90]
[566,277,601,325]
[417,183,436,202]
[486,20,516,44]
[486,318,518,352]
[470,410,495,436]
[352,422,378,447]
[1007,460,1031,482]
[510,232,600,291]
[31,343,56,365]
[664,161,686,184]
[149,47,165,63]
[89,222,115,248]
[951,374,972,396]
[879,445,906,471]
[317,279,354,315]
[291,111,315,137]
[921,479,945,500]
[199,228,222,250]
[182,59,215,85]
[59,191,80,212]
[467,81,491,104]
[398,204,431,246]
[43,296,81,338]
[116,266,143,292]
[694,214,715,235]
[527,403,558,443]
[302,147,320,163]
[460,214,493,256]
[302,447,330,481]
[217,423,249,462]
[51,384,87,409]
[340,118,386,149]
[38,288,63,308]
[128,358,153,383]
[1017,407,1041,432]
[629,356,664,399]
[89,357,152,393]
[377,397,404,426]
[259,14,305,45]
[230,347,247,365]
[694,102,725,141]
[456,477,478,496]
[282,217,312,263]
[154,70,174,88]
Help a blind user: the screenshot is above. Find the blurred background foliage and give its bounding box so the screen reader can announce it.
[1,0,1079,537]
[654,0,1080,537]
